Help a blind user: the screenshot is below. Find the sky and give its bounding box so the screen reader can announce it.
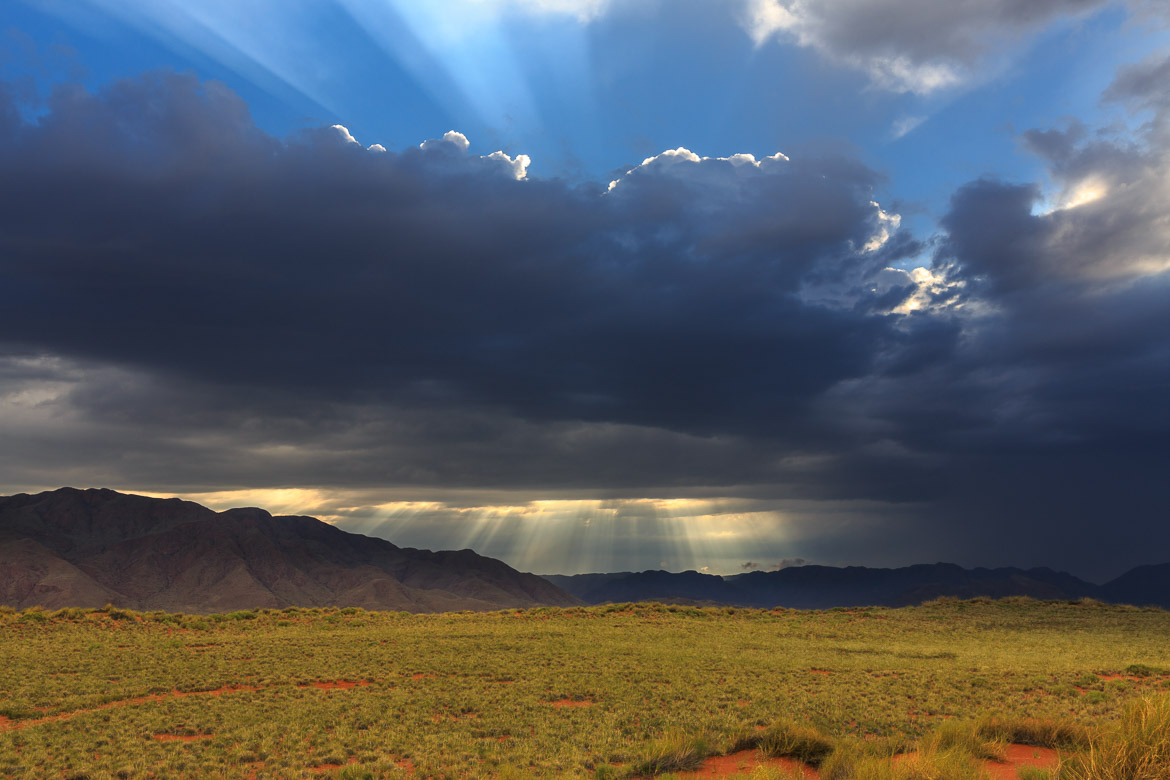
[1,0,1168,582]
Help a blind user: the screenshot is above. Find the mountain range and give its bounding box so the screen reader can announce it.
[543,562,1170,609]
[0,487,579,612]
[3,487,1168,613]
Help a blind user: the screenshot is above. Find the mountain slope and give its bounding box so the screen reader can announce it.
[1102,563,1170,609]
[0,488,580,612]
[546,562,1110,608]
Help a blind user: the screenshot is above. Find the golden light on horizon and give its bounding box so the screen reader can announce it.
[132,489,798,575]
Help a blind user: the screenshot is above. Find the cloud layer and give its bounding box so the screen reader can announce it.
[0,66,1167,579]
[745,0,1111,91]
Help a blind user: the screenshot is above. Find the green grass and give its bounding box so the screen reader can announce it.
[0,599,1168,777]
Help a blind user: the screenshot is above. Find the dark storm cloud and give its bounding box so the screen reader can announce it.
[832,52,1170,576]
[0,71,906,444]
[1,68,1168,580]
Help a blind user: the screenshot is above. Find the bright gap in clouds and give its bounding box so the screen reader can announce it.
[335,497,791,576]
[338,0,596,154]
[1034,177,1109,216]
[145,489,793,576]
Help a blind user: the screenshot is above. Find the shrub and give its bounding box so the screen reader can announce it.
[19,607,48,623]
[1126,664,1160,678]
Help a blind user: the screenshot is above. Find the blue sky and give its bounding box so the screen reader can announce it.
[1,1,1168,579]
[8,1,1161,197]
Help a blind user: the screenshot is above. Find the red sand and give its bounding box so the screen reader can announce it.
[982,745,1060,780]
[677,750,819,779]
[550,698,594,707]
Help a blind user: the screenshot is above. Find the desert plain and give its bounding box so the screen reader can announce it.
[2,598,1169,779]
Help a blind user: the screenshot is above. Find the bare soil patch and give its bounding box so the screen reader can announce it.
[550,698,594,708]
[677,749,819,778]
[982,744,1059,780]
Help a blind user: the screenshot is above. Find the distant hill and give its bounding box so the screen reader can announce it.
[1101,563,1170,608]
[0,488,580,612]
[546,562,1170,609]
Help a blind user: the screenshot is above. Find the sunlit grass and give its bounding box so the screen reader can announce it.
[1059,694,1170,779]
[0,599,1167,777]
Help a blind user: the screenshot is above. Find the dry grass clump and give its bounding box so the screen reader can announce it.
[978,715,1091,751]
[756,720,835,765]
[924,718,1008,761]
[627,731,711,776]
[818,738,988,780]
[1059,694,1170,780]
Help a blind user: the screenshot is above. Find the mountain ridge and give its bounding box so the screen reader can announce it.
[544,561,1170,609]
[0,487,580,612]
[5,487,1167,613]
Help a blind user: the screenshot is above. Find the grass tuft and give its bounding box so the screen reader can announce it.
[927,720,1005,761]
[629,731,711,776]
[757,720,835,766]
[1059,694,1170,780]
[978,715,1092,750]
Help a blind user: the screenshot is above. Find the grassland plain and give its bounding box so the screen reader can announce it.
[0,598,1168,779]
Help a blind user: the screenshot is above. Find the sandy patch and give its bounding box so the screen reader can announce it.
[677,749,820,779]
[550,698,594,708]
[982,745,1059,780]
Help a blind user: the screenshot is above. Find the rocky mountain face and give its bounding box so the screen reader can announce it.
[0,488,581,613]
[545,562,1170,609]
